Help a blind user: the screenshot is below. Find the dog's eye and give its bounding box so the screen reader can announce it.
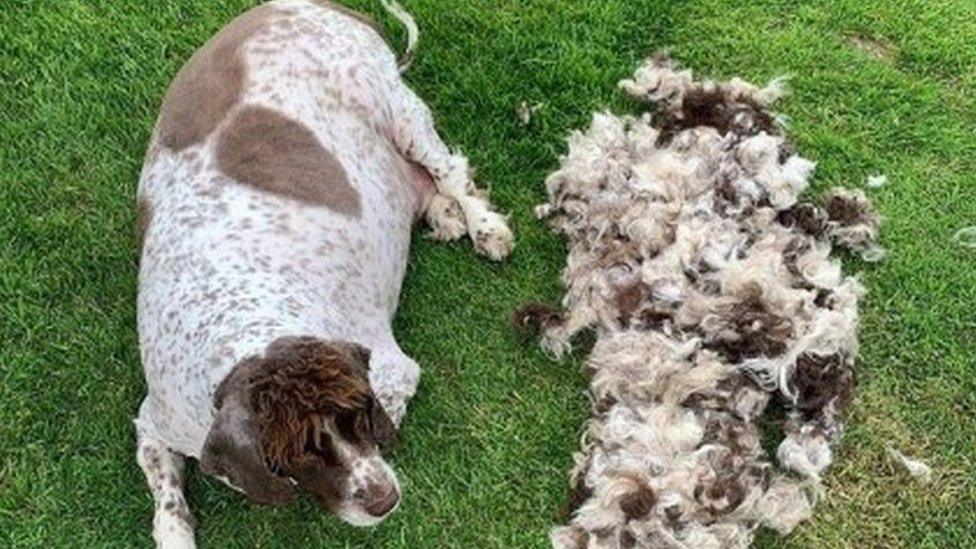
[309,432,340,467]
[335,412,362,443]
[357,412,373,443]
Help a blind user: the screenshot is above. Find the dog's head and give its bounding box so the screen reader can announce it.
[200,336,399,525]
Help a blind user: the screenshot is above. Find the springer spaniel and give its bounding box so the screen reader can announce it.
[134,1,513,547]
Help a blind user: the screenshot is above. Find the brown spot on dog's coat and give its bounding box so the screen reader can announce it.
[137,197,153,256]
[157,5,282,151]
[216,106,361,216]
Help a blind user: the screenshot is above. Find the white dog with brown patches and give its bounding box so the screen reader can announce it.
[134,1,513,547]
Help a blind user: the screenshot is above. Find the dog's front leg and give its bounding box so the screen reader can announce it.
[368,346,421,427]
[136,431,196,549]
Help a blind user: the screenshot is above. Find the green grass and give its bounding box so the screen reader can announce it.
[2,0,975,546]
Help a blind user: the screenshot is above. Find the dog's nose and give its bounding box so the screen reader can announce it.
[364,487,399,517]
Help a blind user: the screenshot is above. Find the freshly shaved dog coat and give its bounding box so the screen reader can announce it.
[137,1,422,456]
[134,1,513,547]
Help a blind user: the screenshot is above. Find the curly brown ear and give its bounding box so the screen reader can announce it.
[200,393,296,505]
[369,398,397,450]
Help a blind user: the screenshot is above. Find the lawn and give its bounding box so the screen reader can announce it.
[1,0,975,547]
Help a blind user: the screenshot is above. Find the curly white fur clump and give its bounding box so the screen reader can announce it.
[521,55,881,548]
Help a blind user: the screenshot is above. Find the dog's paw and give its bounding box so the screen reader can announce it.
[471,211,514,261]
[153,512,196,549]
[425,194,467,241]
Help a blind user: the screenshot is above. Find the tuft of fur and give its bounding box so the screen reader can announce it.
[526,54,881,547]
[866,174,887,188]
[823,188,884,261]
[512,302,565,340]
[887,446,932,483]
[953,226,976,249]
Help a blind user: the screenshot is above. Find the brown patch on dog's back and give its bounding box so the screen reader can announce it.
[157,5,282,151]
[137,197,153,256]
[216,106,361,216]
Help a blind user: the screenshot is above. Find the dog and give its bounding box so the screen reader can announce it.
[134,1,513,547]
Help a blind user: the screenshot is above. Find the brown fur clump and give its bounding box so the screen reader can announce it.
[614,282,647,322]
[532,54,880,548]
[825,193,870,226]
[613,282,673,329]
[560,478,595,519]
[791,353,855,420]
[703,289,794,363]
[620,484,657,520]
[823,188,884,260]
[511,302,564,340]
[658,87,777,145]
[776,202,828,237]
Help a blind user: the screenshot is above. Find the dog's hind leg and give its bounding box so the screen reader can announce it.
[388,85,514,260]
[136,417,196,549]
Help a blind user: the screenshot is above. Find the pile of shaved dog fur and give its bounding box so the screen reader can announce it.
[516,55,882,548]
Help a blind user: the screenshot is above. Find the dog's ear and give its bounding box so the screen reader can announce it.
[342,343,396,449]
[200,367,296,505]
[369,397,397,450]
[342,341,371,372]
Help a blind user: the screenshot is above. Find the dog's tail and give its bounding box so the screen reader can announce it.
[379,0,419,72]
